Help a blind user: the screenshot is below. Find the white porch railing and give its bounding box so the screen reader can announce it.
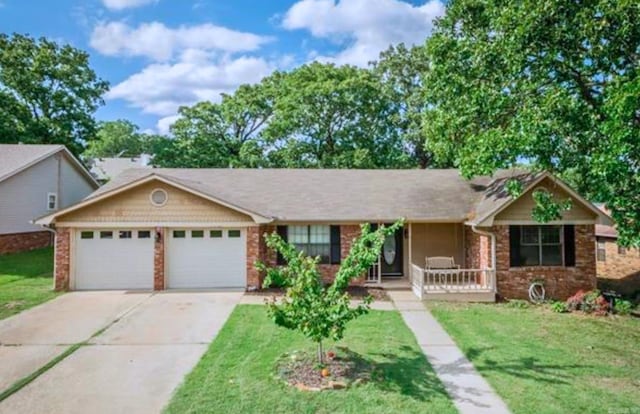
[423,268,496,292]
[410,264,425,299]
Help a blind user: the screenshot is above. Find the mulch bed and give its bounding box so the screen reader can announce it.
[246,286,390,301]
[275,347,375,391]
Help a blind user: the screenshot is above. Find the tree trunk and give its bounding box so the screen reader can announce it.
[317,340,324,365]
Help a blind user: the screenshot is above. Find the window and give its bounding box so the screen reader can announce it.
[138,231,151,239]
[80,231,94,239]
[173,230,186,238]
[192,230,204,238]
[228,230,241,238]
[119,231,132,239]
[210,230,223,238]
[597,241,606,262]
[288,225,331,263]
[47,193,57,210]
[618,245,626,256]
[511,225,564,266]
[100,231,113,239]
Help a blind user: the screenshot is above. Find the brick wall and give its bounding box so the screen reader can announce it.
[494,224,596,300]
[246,224,363,290]
[54,228,71,291]
[464,227,490,269]
[0,231,53,255]
[154,228,165,290]
[596,237,640,296]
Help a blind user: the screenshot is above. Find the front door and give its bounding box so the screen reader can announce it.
[380,225,403,277]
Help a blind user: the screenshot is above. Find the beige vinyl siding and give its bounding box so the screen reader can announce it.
[56,181,253,224]
[59,154,95,208]
[410,223,464,267]
[0,155,60,234]
[495,178,596,222]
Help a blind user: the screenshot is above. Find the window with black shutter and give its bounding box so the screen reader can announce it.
[509,225,573,267]
[276,226,287,265]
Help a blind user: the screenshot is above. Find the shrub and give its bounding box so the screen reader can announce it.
[566,289,610,315]
[550,301,569,313]
[614,300,633,315]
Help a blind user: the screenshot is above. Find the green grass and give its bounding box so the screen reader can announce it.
[428,302,640,414]
[0,247,60,320]
[165,305,456,414]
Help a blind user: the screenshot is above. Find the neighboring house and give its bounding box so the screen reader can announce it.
[88,154,152,183]
[595,208,640,297]
[36,168,611,301]
[0,144,99,254]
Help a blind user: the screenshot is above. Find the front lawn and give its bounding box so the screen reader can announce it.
[0,247,59,320]
[429,302,640,414]
[165,305,456,414]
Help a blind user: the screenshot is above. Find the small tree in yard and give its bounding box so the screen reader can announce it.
[256,220,403,365]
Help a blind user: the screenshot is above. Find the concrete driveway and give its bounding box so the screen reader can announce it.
[0,291,242,414]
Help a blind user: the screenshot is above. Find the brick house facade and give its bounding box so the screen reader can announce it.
[0,231,54,255]
[596,237,640,297]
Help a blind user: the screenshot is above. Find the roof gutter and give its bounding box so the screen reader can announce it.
[471,225,496,270]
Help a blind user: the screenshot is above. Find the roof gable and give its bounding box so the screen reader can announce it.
[0,144,99,188]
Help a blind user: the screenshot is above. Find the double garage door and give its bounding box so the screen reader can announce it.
[74,228,246,290]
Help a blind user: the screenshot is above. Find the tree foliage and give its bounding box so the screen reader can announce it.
[256,221,403,364]
[374,44,452,168]
[84,120,153,158]
[0,33,109,156]
[422,0,640,245]
[264,63,411,168]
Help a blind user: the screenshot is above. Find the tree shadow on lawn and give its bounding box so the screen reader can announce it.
[460,346,592,385]
[338,345,450,402]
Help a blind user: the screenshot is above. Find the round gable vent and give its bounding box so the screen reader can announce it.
[150,189,168,207]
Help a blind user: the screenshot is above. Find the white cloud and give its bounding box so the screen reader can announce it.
[102,0,158,10]
[156,115,180,135]
[102,0,157,11]
[107,52,275,117]
[90,21,273,61]
[282,0,445,66]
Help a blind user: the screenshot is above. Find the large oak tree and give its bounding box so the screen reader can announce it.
[422,0,640,244]
[0,34,109,156]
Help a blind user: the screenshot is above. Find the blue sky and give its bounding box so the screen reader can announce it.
[0,0,444,134]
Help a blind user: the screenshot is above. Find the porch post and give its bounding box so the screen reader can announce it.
[408,223,412,272]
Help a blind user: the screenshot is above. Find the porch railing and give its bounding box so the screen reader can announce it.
[423,268,496,292]
[410,264,425,299]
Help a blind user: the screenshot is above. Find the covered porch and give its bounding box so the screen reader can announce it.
[365,222,496,301]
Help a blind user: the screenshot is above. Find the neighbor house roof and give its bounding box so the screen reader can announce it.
[37,167,612,225]
[595,205,618,238]
[88,154,153,182]
[0,144,98,187]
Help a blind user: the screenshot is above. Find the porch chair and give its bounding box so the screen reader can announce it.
[425,256,460,287]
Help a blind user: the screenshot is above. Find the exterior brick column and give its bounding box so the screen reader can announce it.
[246,226,262,290]
[54,228,71,291]
[154,227,165,290]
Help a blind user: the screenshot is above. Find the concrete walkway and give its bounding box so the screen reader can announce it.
[388,291,511,414]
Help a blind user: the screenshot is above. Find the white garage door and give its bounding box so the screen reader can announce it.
[167,228,246,289]
[74,229,154,290]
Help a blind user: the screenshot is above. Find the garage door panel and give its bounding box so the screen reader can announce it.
[168,229,245,289]
[74,229,154,290]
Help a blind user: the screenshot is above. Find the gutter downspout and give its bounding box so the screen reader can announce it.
[471,225,496,292]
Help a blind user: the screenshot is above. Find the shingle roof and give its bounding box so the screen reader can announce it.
[89,155,153,181]
[89,168,532,222]
[0,144,64,183]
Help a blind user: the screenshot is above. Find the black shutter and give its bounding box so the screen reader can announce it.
[276,226,287,265]
[564,225,575,267]
[330,225,341,264]
[509,226,521,267]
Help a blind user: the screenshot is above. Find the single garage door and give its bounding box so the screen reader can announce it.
[74,229,154,290]
[167,228,246,289]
